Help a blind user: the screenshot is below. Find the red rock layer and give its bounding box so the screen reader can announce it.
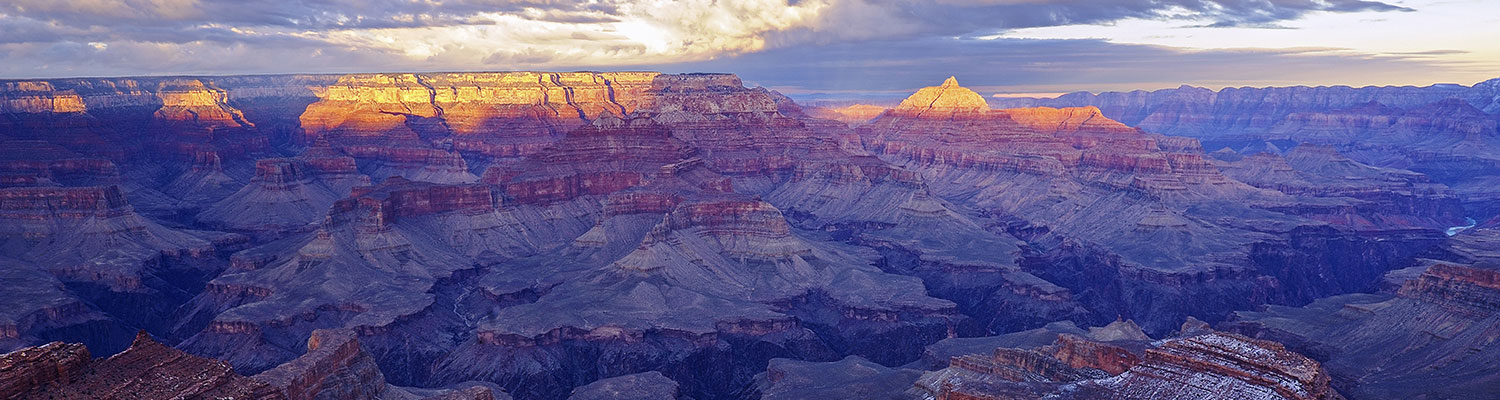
[1397,263,1500,314]
[0,141,121,188]
[0,185,132,220]
[487,115,706,206]
[345,177,495,220]
[297,72,660,157]
[0,341,91,398]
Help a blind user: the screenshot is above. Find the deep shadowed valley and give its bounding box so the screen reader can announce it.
[3,72,1500,400]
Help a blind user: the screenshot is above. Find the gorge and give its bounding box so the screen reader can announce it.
[2,72,1498,400]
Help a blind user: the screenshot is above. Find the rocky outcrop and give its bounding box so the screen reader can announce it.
[198,158,351,236]
[755,356,921,400]
[1,329,503,400]
[254,329,502,400]
[162,150,243,208]
[911,330,1342,400]
[566,371,682,400]
[253,329,390,399]
[1,331,284,399]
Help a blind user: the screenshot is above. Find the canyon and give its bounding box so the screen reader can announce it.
[1,72,1497,399]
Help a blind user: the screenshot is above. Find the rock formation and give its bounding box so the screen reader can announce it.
[178,177,525,373]
[755,356,921,400]
[566,371,682,400]
[1223,224,1500,399]
[197,154,370,237]
[1,331,283,399]
[254,329,504,400]
[910,330,1343,400]
[890,76,991,117]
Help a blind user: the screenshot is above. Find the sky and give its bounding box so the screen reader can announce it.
[1,0,1496,98]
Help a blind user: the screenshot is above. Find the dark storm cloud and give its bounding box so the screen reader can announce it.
[652,36,1454,96]
[766,0,1412,46]
[1,0,1410,44]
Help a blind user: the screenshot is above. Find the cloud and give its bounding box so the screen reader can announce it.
[0,0,1434,89]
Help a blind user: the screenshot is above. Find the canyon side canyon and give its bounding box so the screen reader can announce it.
[1,72,1499,399]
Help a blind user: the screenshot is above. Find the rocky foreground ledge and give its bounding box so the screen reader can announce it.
[0,330,504,400]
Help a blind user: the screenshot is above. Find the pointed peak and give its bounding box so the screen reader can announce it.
[893,76,990,115]
[131,330,159,348]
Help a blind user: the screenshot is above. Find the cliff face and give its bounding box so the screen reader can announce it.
[297,72,659,158]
